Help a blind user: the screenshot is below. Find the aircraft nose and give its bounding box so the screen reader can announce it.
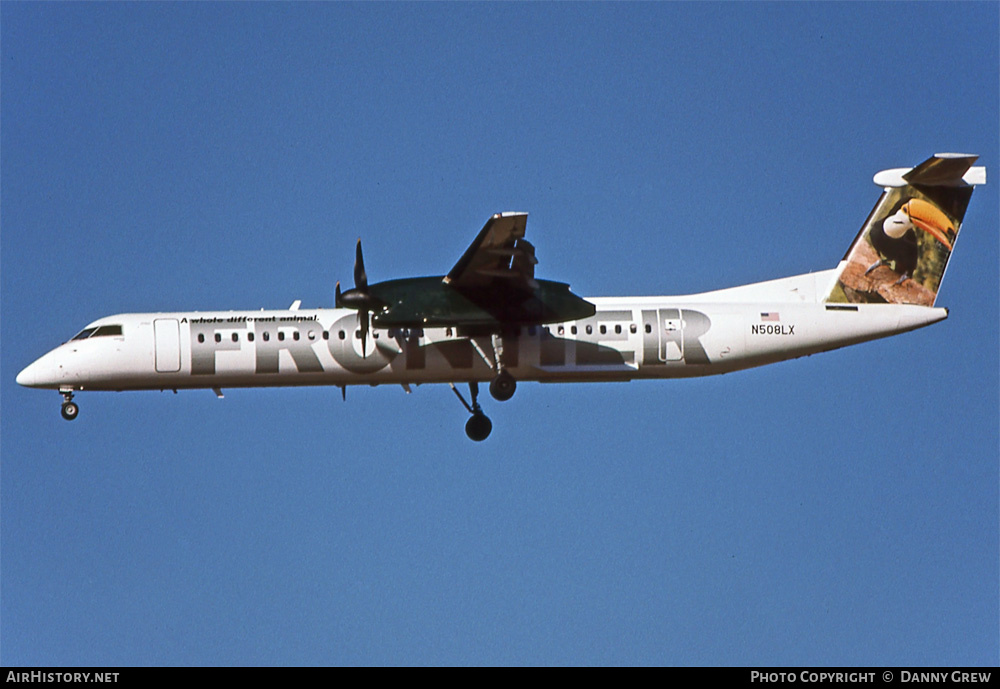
[16,361,40,387]
[16,356,59,388]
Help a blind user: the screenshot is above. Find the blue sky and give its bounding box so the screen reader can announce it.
[2,3,997,666]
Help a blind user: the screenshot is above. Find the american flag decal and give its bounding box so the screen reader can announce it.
[760,312,780,322]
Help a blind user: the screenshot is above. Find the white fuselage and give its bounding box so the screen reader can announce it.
[16,269,948,393]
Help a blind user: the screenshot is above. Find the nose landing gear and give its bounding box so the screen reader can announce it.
[59,389,79,421]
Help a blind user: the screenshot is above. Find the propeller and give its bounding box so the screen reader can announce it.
[354,238,368,292]
[337,239,378,357]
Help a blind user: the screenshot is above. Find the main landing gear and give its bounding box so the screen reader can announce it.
[451,333,518,439]
[59,389,79,421]
[489,370,516,402]
[451,382,492,441]
[487,334,516,402]
[470,334,518,403]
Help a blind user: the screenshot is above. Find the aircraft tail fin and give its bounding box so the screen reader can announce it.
[824,153,985,306]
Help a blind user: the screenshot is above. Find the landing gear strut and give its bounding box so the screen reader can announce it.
[481,333,516,402]
[60,389,79,421]
[451,382,492,441]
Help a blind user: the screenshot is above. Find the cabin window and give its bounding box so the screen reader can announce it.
[645,324,652,334]
[323,331,329,340]
[599,325,607,335]
[586,325,593,335]
[231,333,239,342]
[338,330,346,340]
[263,332,270,341]
[215,333,222,343]
[614,325,621,334]
[355,330,361,339]
[571,325,578,335]
[630,324,637,334]
[292,331,300,341]
[197,334,205,343]
[308,330,316,341]
[248,332,255,342]
[278,332,285,341]
[558,326,564,336]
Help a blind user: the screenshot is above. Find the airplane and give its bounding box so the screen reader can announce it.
[16,153,985,441]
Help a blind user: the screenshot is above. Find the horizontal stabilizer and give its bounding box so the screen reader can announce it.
[874,153,986,188]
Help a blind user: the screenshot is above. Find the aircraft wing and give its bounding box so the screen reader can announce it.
[444,212,539,292]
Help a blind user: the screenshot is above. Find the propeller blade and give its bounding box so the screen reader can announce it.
[354,239,368,292]
[359,309,370,358]
[341,238,376,352]
[335,281,343,308]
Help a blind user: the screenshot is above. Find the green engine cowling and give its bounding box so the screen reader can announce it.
[368,277,596,330]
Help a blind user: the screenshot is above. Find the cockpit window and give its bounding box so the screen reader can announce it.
[71,325,123,340]
[72,327,98,340]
